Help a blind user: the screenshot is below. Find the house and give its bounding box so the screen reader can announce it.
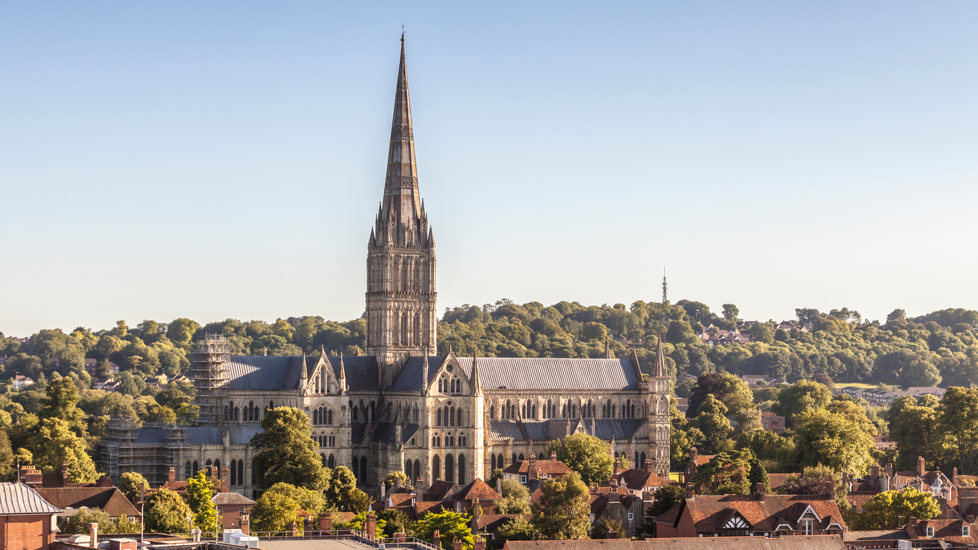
[906,387,947,400]
[34,486,140,524]
[588,485,646,537]
[872,436,896,451]
[609,459,671,495]
[838,387,865,400]
[679,447,714,485]
[654,488,847,538]
[843,517,978,549]
[846,459,958,511]
[213,492,255,531]
[84,359,120,375]
[0,482,63,550]
[12,375,34,390]
[94,377,115,391]
[505,535,848,550]
[676,398,689,413]
[503,453,573,485]
[761,412,786,434]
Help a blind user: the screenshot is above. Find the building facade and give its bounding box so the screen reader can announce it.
[101,37,671,497]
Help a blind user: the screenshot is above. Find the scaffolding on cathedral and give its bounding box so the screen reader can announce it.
[191,334,230,426]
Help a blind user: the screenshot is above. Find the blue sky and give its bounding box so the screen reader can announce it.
[2,2,976,336]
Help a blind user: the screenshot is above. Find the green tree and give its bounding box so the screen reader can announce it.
[590,517,626,539]
[377,509,411,538]
[38,377,86,437]
[0,431,14,481]
[490,516,538,550]
[263,482,325,517]
[496,479,532,514]
[119,472,149,506]
[887,397,945,471]
[250,407,329,491]
[251,491,299,533]
[687,373,753,417]
[791,409,876,476]
[383,471,413,491]
[415,509,474,550]
[145,488,193,534]
[167,318,200,346]
[938,387,978,472]
[533,471,590,540]
[771,380,832,427]
[62,508,115,535]
[345,511,386,538]
[31,418,99,483]
[187,470,219,537]
[854,488,940,529]
[691,451,752,495]
[688,395,731,454]
[546,432,614,487]
[722,304,740,323]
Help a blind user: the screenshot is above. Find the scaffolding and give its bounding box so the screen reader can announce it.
[101,421,188,486]
[191,333,230,426]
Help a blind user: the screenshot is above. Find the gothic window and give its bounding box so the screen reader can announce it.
[230,460,237,485]
[185,461,191,480]
[498,454,504,468]
[351,401,358,421]
[521,403,527,418]
[433,455,441,481]
[491,454,496,470]
[224,406,229,422]
[512,453,517,465]
[314,409,320,425]
[413,405,419,423]
[238,460,244,485]
[625,399,631,418]
[328,454,336,469]
[461,435,467,446]
[327,409,333,425]
[449,405,456,427]
[457,408,463,426]
[413,460,421,484]
[445,454,455,483]
[640,452,647,468]
[602,403,607,418]
[193,461,199,476]
[562,404,567,418]
[532,403,537,419]
[518,453,524,461]
[360,456,368,483]
[437,409,443,427]
[458,454,466,485]
[490,405,495,419]
[214,459,221,478]
[448,435,454,447]
[631,403,636,418]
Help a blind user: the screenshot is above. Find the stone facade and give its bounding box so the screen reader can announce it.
[101,37,671,498]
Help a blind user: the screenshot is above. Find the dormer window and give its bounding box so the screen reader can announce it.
[926,526,935,538]
[963,526,970,537]
[802,520,814,535]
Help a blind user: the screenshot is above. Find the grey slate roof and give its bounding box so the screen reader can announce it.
[228,424,263,445]
[325,357,379,391]
[187,427,222,446]
[134,427,169,445]
[0,483,62,515]
[225,356,307,391]
[489,419,642,442]
[489,421,524,441]
[391,356,640,392]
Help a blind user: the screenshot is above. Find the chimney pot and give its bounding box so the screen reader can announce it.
[168,467,176,482]
[551,451,557,462]
[89,522,98,548]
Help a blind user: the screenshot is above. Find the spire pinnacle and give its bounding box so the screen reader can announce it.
[653,334,668,378]
[381,33,420,225]
[471,351,483,396]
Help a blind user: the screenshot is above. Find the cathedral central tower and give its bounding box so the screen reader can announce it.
[366,36,437,387]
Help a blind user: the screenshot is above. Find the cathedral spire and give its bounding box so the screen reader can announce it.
[382,34,421,229]
[653,335,668,378]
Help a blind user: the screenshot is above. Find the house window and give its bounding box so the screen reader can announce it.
[520,475,527,483]
[963,526,970,537]
[628,513,634,521]
[803,521,814,536]
[926,527,935,538]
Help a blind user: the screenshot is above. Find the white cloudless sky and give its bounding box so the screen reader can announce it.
[1,1,976,336]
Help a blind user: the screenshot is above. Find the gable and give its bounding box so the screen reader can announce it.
[721,511,752,530]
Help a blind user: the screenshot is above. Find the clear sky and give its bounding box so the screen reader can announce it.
[2,2,976,337]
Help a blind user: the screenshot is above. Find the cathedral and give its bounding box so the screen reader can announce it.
[102,37,671,496]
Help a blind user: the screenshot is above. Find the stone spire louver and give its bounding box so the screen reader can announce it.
[366,35,438,387]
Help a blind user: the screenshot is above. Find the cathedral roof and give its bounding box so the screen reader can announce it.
[325,356,379,390]
[221,355,378,391]
[488,419,643,442]
[390,355,640,392]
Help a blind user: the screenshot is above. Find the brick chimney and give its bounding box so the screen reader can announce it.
[685,484,695,501]
[289,520,298,537]
[528,453,536,472]
[318,513,332,532]
[645,459,654,474]
[918,456,927,477]
[953,467,959,484]
[168,467,176,483]
[871,464,880,478]
[221,467,229,493]
[613,457,620,476]
[756,483,765,501]
[881,473,890,492]
[240,514,250,535]
[365,512,376,536]
[62,463,69,487]
[886,463,894,479]
[496,478,502,495]
[454,539,463,550]
[471,497,481,534]
[20,465,42,487]
[551,451,557,462]
[474,536,485,550]
[433,529,440,545]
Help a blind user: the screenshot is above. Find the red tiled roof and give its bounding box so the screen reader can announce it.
[35,487,139,518]
[657,494,847,534]
[456,479,501,502]
[503,459,573,476]
[612,468,670,492]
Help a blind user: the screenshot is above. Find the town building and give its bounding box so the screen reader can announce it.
[0,482,62,550]
[100,37,671,495]
[761,412,786,434]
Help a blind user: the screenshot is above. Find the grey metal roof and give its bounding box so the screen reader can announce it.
[226,356,306,391]
[587,419,642,440]
[0,483,62,515]
[325,357,378,391]
[133,427,169,445]
[187,427,222,446]
[489,421,524,441]
[228,424,263,445]
[391,356,639,392]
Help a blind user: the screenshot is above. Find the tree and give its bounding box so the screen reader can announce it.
[533,471,590,541]
[415,509,474,550]
[887,397,945,470]
[590,517,626,539]
[0,431,14,481]
[251,491,299,533]
[250,407,329,491]
[496,479,532,514]
[722,304,740,323]
[691,451,752,495]
[38,377,86,437]
[938,387,978,472]
[771,380,831,427]
[187,470,219,538]
[263,482,325,517]
[31,418,99,483]
[490,516,538,550]
[687,373,753,417]
[167,318,200,346]
[688,395,731,454]
[62,508,138,535]
[119,472,149,506]
[546,433,613,487]
[145,488,193,534]
[345,511,386,538]
[777,465,847,507]
[377,509,411,538]
[791,409,876,476]
[640,485,685,536]
[853,488,940,529]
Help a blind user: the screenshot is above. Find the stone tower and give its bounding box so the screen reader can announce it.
[366,36,437,388]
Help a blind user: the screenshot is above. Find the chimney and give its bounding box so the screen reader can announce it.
[496,478,502,495]
[871,464,880,478]
[365,512,376,536]
[645,459,654,474]
[424,474,430,494]
[919,456,927,477]
[192,529,201,542]
[289,520,298,537]
[221,467,230,493]
[240,514,250,536]
[474,536,486,550]
[551,451,557,462]
[886,463,894,479]
[395,477,402,490]
[318,513,332,532]
[89,523,98,548]
[454,539,463,550]
[62,463,68,487]
[613,457,620,476]
[381,483,386,501]
[881,473,890,492]
[471,497,481,534]
[433,530,441,545]
[528,453,536,470]
[685,484,695,500]
[168,467,176,483]
[756,483,765,501]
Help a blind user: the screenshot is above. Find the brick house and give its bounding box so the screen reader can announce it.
[0,482,62,550]
[655,487,847,537]
[761,412,786,434]
[609,459,671,496]
[503,452,573,485]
